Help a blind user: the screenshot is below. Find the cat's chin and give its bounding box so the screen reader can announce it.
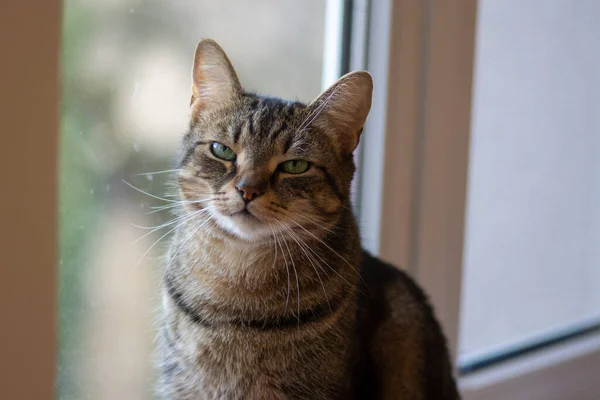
[210,210,274,242]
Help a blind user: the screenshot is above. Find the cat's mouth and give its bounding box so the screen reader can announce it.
[231,207,259,221]
[209,203,275,241]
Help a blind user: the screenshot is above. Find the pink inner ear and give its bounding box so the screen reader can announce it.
[307,71,373,154]
[190,40,243,116]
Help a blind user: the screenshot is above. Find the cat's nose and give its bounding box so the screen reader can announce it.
[235,176,267,203]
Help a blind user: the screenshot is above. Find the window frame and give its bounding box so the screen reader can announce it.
[359,0,476,358]
[358,0,600,398]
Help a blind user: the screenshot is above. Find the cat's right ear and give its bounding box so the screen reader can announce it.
[191,39,242,116]
[307,71,373,155]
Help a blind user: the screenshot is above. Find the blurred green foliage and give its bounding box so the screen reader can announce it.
[59,5,99,399]
[58,2,324,398]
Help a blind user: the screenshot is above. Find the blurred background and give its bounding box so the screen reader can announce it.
[59,0,600,399]
[59,1,325,398]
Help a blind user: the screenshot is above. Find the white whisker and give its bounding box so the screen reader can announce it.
[282,214,360,275]
[290,212,340,236]
[136,168,181,176]
[129,209,205,277]
[274,212,366,291]
[272,224,291,313]
[147,198,216,214]
[267,224,279,271]
[132,209,207,243]
[282,222,332,313]
[160,214,213,287]
[123,180,183,204]
[275,220,300,326]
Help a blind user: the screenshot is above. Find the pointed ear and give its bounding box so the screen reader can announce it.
[191,39,242,115]
[308,71,373,154]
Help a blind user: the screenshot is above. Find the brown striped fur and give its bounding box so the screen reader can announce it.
[158,39,459,399]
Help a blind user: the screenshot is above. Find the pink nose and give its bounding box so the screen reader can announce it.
[235,177,267,203]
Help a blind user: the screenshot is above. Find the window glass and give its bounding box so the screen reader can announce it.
[59,1,327,398]
[459,0,600,366]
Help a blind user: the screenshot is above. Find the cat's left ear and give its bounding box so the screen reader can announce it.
[308,71,373,154]
[190,39,243,115]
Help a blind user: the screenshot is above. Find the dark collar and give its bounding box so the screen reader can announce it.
[165,277,345,331]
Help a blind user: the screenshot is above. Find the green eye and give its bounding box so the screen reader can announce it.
[210,142,236,161]
[281,159,310,174]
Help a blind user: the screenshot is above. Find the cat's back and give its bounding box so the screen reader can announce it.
[353,251,460,400]
[359,251,432,325]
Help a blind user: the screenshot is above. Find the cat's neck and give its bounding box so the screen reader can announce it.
[164,208,361,323]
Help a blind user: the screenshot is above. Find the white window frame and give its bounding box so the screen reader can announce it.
[358,0,600,398]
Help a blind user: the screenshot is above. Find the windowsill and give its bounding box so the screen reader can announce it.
[460,331,600,399]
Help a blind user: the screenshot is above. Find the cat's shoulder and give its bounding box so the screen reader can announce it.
[359,250,434,325]
[356,252,460,400]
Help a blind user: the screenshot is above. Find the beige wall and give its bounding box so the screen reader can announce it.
[0,1,60,398]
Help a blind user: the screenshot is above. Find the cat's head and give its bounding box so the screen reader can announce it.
[177,39,372,242]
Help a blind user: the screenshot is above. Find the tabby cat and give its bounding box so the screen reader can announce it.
[158,39,460,399]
